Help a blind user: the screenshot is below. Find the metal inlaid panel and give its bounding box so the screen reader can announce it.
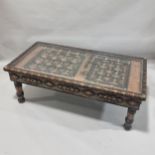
[23,47,87,77]
[85,55,131,89]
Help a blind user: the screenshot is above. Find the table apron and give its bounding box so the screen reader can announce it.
[9,72,142,110]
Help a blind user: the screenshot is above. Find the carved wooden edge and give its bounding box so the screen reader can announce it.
[142,59,147,100]
[7,71,142,110]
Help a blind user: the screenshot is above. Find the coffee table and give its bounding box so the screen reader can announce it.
[3,42,147,130]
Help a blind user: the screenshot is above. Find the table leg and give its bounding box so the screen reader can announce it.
[14,81,25,103]
[124,107,136,130]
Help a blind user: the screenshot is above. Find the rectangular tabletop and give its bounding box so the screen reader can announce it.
[4,42,147,100]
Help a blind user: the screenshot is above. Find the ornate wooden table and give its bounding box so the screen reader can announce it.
[4,42,147,130]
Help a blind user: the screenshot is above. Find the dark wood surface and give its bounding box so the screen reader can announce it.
[3,42,147,130]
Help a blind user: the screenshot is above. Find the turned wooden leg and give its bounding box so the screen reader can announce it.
[14,81,25,103]
[124,107,136,130]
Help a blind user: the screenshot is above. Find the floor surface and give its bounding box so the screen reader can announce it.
[0,59,155,155]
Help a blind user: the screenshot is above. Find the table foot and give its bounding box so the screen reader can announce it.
[14,81,25,103]
[124,107,136,130]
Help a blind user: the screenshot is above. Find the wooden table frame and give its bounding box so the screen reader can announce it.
[3,42,147,130]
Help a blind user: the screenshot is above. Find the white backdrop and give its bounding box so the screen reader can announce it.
[0,1,155,155]
[0,0,155,59]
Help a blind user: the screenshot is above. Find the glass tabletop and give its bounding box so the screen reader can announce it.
[11,42,145,94]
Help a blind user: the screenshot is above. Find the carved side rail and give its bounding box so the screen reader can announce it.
[9,72,141,109]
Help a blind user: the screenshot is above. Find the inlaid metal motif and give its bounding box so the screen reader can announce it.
[24,47,86,77]
[86,56,131,89]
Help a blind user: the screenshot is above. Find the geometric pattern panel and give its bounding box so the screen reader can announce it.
[24,47,86,77]
[86,55,131,89]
